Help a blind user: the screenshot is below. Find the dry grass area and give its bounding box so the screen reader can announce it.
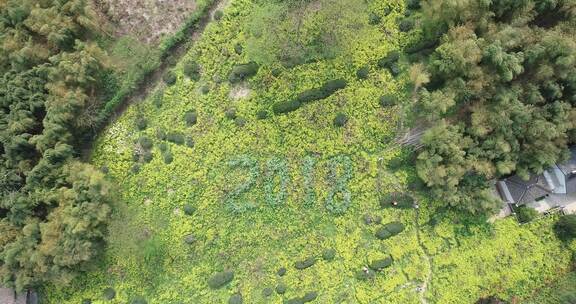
[93,0,197,45]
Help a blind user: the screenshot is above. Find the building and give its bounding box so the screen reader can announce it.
[495,147,576,215]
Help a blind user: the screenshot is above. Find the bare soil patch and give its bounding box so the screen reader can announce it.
[93,0,197,45]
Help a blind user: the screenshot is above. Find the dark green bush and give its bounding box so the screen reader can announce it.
[234,43,243,55]
[378,51,400,69]
[554,214,576,242]
[185,136,195,148]
[375,221,405,240]
[515,206,538,223]
[229,294,243,304]
[369,257,393,271]
[163,151,173,164]
[406,0,421,10]
[277,267,286,276]
[143,151,153,163]
[302,291,318,302]
[183,204,196,215]
[184,234,196,245]
[285,298,304,304]
[130,163,141,174]
[375,228,391,240]
[214,10,224,20]
[262,287,273,297]
[183,61,201,81]
[201,85,210,94]
[276,283,287,294]
[135,115,147,130]
[158,142,168,152]
[271,68,282,77]
[163,70,177,85]
[208,271,234,289]
[156,128,167,140]
[379,94,398,107]
[334,113,348,127]
[356,66,369,79]
[322,79,347,93]
[322,248,336,261]
[82,299,92,304]
[229,62,259,83]
[369,12,381,25]
[225,108,237,120]
[294,257,316,270]
[102,287,116,300]
[399,18,415,32]
[130,296,147,304]
[235,117,246,127]
[256,110,268,119]
[389,62,401,76]
[138,136,153,150]
[380,192,414,209]
[355,267,376,281]
[153,90,163,108]
[167,132,185,145]
[184,110,198,126]
[272,100,301,114]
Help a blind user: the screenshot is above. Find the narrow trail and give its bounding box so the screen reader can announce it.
[414,204,433,304]
[83,0,229,158]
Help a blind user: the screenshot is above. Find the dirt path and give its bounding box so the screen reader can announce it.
[83,0,229,158]
[414,204,433,304]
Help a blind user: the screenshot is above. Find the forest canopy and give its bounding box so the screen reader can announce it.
[409,0,576,215]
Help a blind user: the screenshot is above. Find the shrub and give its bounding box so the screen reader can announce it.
[375,221,405,240]
[135,115,147,130]
[143,151,153,163]
[369,257,393,271]
[322,248,336,261]
[356,66,369,79]
[163,151,173,164]
[262,287,273,297]
[229,294,243,304]
[272,100,301,114]
[82,299,92,304]
[294,257,316,270]
[235,117,246,127]
[184,110,198,126]
[302,291,318,302]
[369,13,381,25]
[183,204,196,215]
[130,297,147,304]
[271,68,282,77]
[379,94,398,107]
[515,206,538,223]
[378,51,400,69]
[399,18,415,32]
[102,287,116,300]
[184,234,196,245]
[183,61,201,81]
[380,192,414,209]
[256,110,268,119]
[277,267,286,276]
[363,214,382,225]
[100,166,109,174]
[132,152,140,162]
[131,163,141,174]
[389,62,401,76]
[158,142,168,152]
[334,113,348,127]
[322,79,347,93]
[152,90,163,108]
[167,132,185,145]
[387,156,404,170]
[554,214,576,241]
[225,108,237,120]
[276,283,287,294]
[355,267,376,281]
[185,136,195,148]
[208,271,234,289]
[234,43,243,55]
[229,62,259,83]
[201,85,210,94]
[406,0,421,10]
[156,128,167,140]
[213,10,223,20]
[163,70,177,85]
[138,136,153,150]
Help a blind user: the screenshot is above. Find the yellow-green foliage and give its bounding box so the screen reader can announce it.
[44,0,573,303]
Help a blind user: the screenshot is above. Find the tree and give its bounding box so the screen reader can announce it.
[554,214,576,242]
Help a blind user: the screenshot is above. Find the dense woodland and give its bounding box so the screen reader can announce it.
[0,0,112,291]
[409,0,576,214]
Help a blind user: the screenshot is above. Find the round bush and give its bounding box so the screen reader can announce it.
[135,115,147,130]
[294,257,316,270]
[276,283,287,294]
[369,256,393,271]
[228,62,259,83]
[183,61,201,81]
[277,267,286,276]
[379,94,398,107]
[322,248,336,261]
[235,117,246,127]
[229,294,243,304]
[138,136,153,150]
[234,43,243,55]
[225,108,237,120]
[131,164,141,174]
[303,291,318,302]
[163,152,173,164]
[143,151,153,163]
[185,136,195,148]
[384,221,405,234]
[214,10,224,20]
[554,214,576,242]
[183,204,196,216]
[369,12,381,25]
[158,142,168,152]
[167,132,185,145]
[271,68,282,77]
[208,271,234,289]
[262,287,273,297]
[156,128,167,140]
[356,66,369,79]
[163,70,177,85]
[399,18,415,32]
[406,0,421,10]
[102,287,116,300]
[334,113,348,127]
[184,110,198,126]
[256,110,268,119]
[201,85,210,94]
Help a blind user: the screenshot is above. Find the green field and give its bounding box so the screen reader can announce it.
[44,0,574,303]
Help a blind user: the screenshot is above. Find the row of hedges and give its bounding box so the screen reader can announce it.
[273,79,347,114]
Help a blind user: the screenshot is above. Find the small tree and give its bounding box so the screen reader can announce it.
[554,214,576,242]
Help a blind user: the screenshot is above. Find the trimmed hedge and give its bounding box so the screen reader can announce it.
[183,204,196,215]
[208,271,234,289]
[356,66,370,79]
[369,257,393,271]
[229,62,259,83]
[375,221,405,240]
[333,113,348,127]
[167,132,185,145]
[277,267,286,276]
[228,294,243,304]
[276,283,287,294]
[294,257,316,270]
[262,287,273,297]
[273,79,347,115]
[322,248,336,261]
[184,110,198,126]
[285,291,318,304]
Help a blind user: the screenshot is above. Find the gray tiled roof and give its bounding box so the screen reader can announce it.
[500,173,552,205]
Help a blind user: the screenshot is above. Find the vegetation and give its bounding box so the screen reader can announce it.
[554,214,576,242]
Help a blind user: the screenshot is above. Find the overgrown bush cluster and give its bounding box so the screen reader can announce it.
[273,79,347,115]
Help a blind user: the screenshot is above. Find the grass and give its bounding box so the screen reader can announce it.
[45,0,574,303]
